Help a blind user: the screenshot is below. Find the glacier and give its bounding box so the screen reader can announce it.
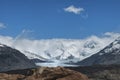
[0,32,119,66]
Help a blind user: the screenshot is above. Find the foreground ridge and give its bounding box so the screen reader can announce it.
[0,67,88,80]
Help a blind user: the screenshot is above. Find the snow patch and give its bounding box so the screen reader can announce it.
[0,44,4,47]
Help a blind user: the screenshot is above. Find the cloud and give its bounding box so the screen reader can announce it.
[0,23,6,29]
[15,29,33,40]
[0,32,119,60]
[104,32,120,38]
[64,5,84,14]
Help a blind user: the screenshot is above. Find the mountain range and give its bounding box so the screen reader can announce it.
[77,37,120,66]
[0,35,120,67]
[0,33,119,64]
[12,36,115,64]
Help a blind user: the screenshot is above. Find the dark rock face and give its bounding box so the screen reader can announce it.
[0,44,36,72]
[0,67,89,80]
[77,37,120,66]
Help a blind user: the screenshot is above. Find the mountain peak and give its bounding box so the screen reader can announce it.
[77,36,120,66]
[99,36,120,56]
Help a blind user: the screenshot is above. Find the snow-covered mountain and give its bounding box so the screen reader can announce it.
[77,36,120,66]
[12,36,115,63]
[0,32,119,64]
[99,37,120,56]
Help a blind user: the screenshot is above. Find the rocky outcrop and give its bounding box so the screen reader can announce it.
[0,73,24,80]
[0,67,89,80]
[28,67,88,80]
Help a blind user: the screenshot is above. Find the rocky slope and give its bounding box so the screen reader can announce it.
[67,65,120,80]
[0,67,88,80]
[77,37,120,66]
[0,44,36,72]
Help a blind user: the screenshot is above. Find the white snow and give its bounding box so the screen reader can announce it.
[112,44,120,49]
[99,53,104,55]
[99,37,120,55]
[0,32,119,64]
[0,44,4,47]
[22,51,46,60]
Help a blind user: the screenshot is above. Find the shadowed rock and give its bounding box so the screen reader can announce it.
[0,44,36,72]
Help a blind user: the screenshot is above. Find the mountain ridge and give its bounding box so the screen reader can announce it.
[77,36,120,66]
[0,43,36,72]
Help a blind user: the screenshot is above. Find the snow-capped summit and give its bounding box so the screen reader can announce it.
[84,40,98,49]
[99,36,120,55]
[77,36,120,66]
